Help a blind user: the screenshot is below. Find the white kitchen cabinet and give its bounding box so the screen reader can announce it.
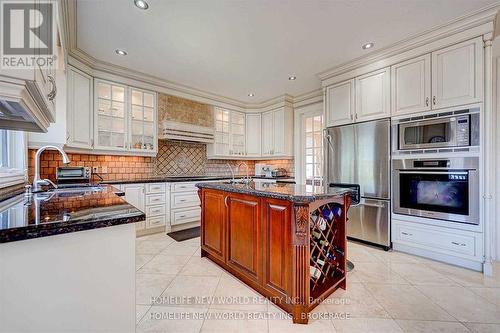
[260,107,293,157]
[94,79,128,151]
[261,111,274,156]
[129,88,157,153]
[229,111,246,156]
[66,67,93,149]
[431,37,483,109]
[209,107,230,157]
[326,79,355,127]
[245,113,261,157]
[122,183,146,230]
[93,79,157,155]
[355,67,390,122]
[391,54,431,116]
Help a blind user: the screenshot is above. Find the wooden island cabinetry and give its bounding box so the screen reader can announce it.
[197,182,356,324]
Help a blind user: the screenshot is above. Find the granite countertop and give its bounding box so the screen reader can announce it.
[195,181,355,203]
[102,175,295,185]
[0,185,145,243]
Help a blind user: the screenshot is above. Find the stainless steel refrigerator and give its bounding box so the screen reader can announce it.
[325,118,391,249]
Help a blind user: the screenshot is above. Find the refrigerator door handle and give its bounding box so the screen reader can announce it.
[323,129,335,153]
[359,200,386,208]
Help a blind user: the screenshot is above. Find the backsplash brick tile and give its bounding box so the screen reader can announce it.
[28,141,294,182]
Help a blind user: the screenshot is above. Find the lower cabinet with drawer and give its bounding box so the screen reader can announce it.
[392,218,484,271]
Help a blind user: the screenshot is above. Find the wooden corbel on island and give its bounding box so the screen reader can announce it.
[196,181,356,324]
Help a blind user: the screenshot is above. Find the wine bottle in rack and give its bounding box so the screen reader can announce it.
[311,255,326,267]
[321,208,334,221]
[325,256,346,276]
[319,239,329,247]
[310,265,322,279]
[332,206,342,219]
[332,245,345,256]
[311,230,321,240]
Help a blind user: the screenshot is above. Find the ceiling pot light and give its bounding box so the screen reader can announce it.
[134,0,149,10]
[247,93,255,97]
[115,49,127,56]
[288,76,297,81]
[362,42,374,50]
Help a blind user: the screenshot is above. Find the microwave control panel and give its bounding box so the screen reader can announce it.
[456,115,470,146]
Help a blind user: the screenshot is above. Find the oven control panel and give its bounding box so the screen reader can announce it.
[456,115,470,147]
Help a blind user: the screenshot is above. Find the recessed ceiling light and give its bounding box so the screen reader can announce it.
[134,0,149,10]
[288,76,297,81]
[362,42,374,50]
[115,49,127,56]
[248,93,255,97]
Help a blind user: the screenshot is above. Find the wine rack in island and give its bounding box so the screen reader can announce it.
[309,202,346,300]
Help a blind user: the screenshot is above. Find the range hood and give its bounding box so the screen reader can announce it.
[158,120,215,143]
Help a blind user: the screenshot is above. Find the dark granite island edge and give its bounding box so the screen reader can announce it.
[195,181,355,204]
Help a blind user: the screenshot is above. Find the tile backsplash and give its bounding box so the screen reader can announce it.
[28,140,294,182]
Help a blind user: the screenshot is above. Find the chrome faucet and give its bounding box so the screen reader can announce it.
[226,163,236,183]
[237,162,251,184]
[33,145,70,192]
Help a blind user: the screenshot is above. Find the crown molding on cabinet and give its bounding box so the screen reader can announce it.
[318,3,499,85]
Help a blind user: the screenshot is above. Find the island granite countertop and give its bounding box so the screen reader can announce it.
[195,181,355,203]
[0,185,145,243]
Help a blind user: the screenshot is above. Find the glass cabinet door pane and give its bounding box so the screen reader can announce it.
[131,90,142,105]
[98,99,111,115]
[97,83,111,99]
[111,101,125,118]
[112,86,125,101]
[143,107,154,121]
[132,105,143,120]
[143,93,154,107]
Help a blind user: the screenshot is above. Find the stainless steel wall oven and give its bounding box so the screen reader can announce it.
[393,157,479,224]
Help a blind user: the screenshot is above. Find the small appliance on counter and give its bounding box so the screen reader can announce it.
[56,167,92,187]
[271,168,288,177]
[254,163,267,176]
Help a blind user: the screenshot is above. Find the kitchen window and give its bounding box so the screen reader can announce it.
[0,130,26,189]
[303,114,323,186]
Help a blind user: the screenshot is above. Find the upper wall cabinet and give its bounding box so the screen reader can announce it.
[326,79,354,127]
[229,111,246,156]
[431,37,483,109]
[355,67,390,122]
[208,108,231,157]
[67,67,93,149]
[245,113,261,157]
[261,107,294,158]
[94,80,128,151]
[391,54,431,116]
[93,79,157,154]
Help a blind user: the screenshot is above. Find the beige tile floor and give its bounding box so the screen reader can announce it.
[135,233,500,333]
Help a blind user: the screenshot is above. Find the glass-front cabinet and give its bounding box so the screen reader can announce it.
[95,81,127,150]
[213,108,230,156]
[229,111,245,156]
[130,88,156,152]
[93,79,157,154]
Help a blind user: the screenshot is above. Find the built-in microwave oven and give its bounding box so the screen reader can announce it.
[397,109,479,150]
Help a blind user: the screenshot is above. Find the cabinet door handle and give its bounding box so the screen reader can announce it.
[224,196,228,207]
[47,75,57,101]
[425,97,429,106]
[433,96,436,105]
[66,131,70,141]
[451,241,466,247]
[179,215,186,218]
[401,232,413,236]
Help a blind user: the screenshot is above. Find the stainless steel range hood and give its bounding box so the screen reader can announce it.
[158,120,215,143]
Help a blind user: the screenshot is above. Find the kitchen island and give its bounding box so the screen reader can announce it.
[196,181,357,324]
[0,185,145,332]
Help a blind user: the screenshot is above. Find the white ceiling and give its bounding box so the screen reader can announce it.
[76,0,497,104]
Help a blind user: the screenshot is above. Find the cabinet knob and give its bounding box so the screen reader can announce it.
[433,96,436,105]
[425,97,429,106]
